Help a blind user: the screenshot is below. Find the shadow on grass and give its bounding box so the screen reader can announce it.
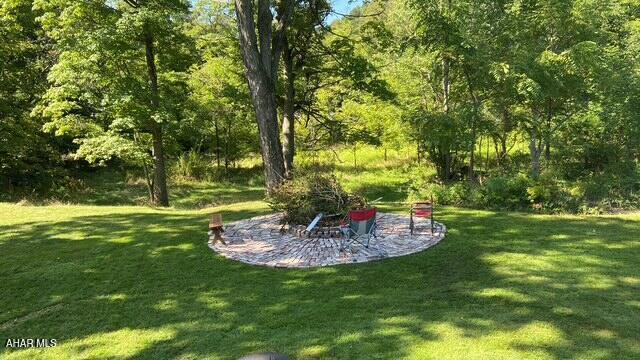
[3,168,267,209]
[70,176,266,209]
[0,208,639,359]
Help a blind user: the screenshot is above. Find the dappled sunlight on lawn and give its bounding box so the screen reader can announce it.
[0,203,639,358]
[3,328,177,360]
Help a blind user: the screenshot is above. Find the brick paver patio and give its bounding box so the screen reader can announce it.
[208,213,446,268]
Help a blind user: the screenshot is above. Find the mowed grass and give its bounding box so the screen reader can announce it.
[59,168,266,209]
[48,146,418,209]
[1,202,639,359]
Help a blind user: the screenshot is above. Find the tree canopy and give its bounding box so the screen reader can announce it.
[1,0,639,212]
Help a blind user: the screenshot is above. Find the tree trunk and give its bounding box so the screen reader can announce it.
[150,123,169,206]
[485,138,490,170]
[544,140,551,162]
[544,112,552,163]
[469,142,475,181]
[441,53,452,182]
[442,58,450,114]
[235,0,288,191]
[250,77,286,190]
[468,107,477,182]
[529,131,541,179]
[499,135,508,165]
[353,145,357,169]
[479,137,484,169]
[281,43,295,178]
[463,68,480,183]
[225,121,230,172]
[144,31,169,207]
[499,109,511,164]
[214,114,221,168]
[444,152,451,181]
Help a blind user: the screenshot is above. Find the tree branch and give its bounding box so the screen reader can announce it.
[271,0,294,83]
[329,9,384,19]
[234,0,262,77]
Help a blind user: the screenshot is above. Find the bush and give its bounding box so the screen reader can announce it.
[526,176,573,212]
[407,158,640,213]
[267,174,366,225]
[483,174,531,210]
[172,151,208,180]
[409,181,489,207]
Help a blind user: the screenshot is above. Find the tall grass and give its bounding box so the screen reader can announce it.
[172,151,209,180]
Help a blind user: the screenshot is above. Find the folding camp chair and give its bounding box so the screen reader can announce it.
[340,208,378,251]
[410,196,435,235]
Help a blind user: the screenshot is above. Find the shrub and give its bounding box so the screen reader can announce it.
[409,181,479,207]
[267,174,366,225]
[410,168,639,214]
[172,151,208,180]
[408,182,443,204]
[483,174,531,210]
[526,175,582,213]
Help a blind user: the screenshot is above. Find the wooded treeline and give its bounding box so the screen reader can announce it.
[1,0,639,211]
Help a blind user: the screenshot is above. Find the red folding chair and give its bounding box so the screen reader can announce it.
[340,208,377,251]
[410,197,435,235]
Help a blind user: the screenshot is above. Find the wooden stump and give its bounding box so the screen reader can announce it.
[209,213,226,245]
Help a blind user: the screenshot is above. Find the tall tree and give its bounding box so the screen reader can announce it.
[408,0,469,180]
[35,0,193,206]
[234,0,291,190]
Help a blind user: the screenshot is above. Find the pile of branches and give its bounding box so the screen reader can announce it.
[267,174,366,225]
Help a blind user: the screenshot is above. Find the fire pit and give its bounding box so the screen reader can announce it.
[208,213,447,268]
[282,223,344,238]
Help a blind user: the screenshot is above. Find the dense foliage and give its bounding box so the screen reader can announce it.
[0,0,61,193]
[323,0,640,213]
[1,0,639,212]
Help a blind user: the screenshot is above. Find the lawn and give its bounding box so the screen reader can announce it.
[1,201,639,359]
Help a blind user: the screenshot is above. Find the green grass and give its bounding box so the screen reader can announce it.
[1,149,639,358]
[54,168,267,209]
[297,146,425,203]
[1,202,639,359]
[41,147,418,208]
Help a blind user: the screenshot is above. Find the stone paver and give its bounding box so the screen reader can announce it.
[208,213,446,268]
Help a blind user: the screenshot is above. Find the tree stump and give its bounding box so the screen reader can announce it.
[208,213,226,245]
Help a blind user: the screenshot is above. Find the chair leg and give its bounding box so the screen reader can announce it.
[341,230,354,252]
[410,216,414,235]
[209,228,226,245]
[366,224,378,248]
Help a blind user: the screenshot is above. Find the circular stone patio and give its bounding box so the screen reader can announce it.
[208,213,447,268]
